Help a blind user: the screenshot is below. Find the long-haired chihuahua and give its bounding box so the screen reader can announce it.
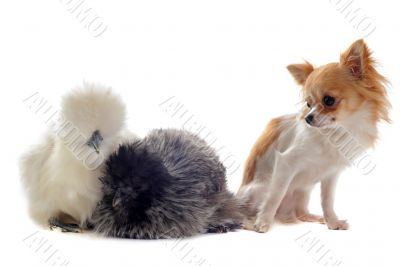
[237,39,390,232]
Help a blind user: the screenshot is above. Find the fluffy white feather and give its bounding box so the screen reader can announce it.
[20,83,136,229]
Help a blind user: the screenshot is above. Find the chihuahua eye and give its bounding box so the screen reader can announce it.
[306,102,311,108]
[323,95,335,107]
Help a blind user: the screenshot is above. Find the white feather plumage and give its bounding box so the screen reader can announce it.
[20,83,136,228]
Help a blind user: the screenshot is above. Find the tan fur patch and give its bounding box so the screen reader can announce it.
[240,117,283,187]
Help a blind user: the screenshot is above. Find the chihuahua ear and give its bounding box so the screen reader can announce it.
[287,61,314,85]
[340,39,371,79]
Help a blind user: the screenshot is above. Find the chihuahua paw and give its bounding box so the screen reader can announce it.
[253,219,272,233]
[297,213,325,224]
[327,219,349,230]
[243,218,256,230]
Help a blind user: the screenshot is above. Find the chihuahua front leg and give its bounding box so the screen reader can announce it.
[254,156,295,233]
[295,188,325,223]
[254,177,293,232]
[321,176,349,230]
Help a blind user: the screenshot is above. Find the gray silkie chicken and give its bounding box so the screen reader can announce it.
[89,129,244,239]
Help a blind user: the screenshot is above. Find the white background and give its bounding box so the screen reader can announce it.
[1,0,399,265]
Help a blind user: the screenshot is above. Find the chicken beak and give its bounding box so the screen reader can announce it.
[87,130,103,154]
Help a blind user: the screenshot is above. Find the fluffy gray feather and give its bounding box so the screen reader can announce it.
[89,129,243,239]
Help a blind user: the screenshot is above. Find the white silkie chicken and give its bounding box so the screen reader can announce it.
[20,83,135,232]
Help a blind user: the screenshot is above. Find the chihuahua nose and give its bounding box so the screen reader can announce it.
[305,114,314,125]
